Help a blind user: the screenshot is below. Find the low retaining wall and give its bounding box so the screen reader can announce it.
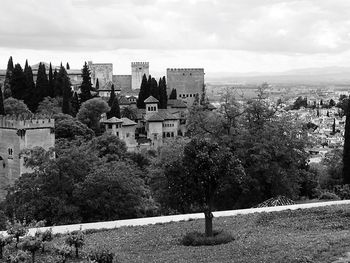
[2,200,350,236]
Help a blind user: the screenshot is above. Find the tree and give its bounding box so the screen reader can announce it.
[329,99,336,107]
[107,96,121,119]
[107,84,116,107]
[4,97,32,116]
[36,97,61,116]
[159,76,168,109]
[3,56,14,99]
[0,87,4,115]
[48,63,55,97]
[95,78,99,90]
[169,89,177,100]
[66,62,70,70]
[137,74,148,109]
[343,96,350,184]
[167,139,244,237]
[71,92,80,117]
[292,96,307,110]
[65,231,84,258]
[23,60,36,112]
[150,77,159,100]
[55,117,94,140]
[10,63,26,101]
[121,106,137,120]
[59,66,73,115]
[77,98,110,134]
[20,236,42,263]
[79,62,93,104]
[35,63,50,109]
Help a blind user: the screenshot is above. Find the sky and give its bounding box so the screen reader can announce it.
[1,0,350,76]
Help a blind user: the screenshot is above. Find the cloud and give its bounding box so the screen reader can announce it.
[0,0,349,54]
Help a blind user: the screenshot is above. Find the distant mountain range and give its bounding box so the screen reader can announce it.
[206,67,350,85]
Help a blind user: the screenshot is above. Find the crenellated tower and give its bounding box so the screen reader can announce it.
[0,116,55,199]
[131,62,149,90]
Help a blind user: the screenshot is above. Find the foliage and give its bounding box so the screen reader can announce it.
[120,106,137,120]
[4,56,14,99]
[292,96,308,110]
[77,98,110,134]
[86,245,115,263]
[343,96,350,184]
[181,230,234,246]
[137,74,149,109]
[0,234,12,259]
[36,97,61,116]
[6,220,28,247]
[333,184,350,200]
[4,97,32,116]
[318,191,340,200]
[53,244,71,262]
[106,96,121,119]
[0,85,5,115]
[55,117,94,140]
[35,229,53,252]
[5,250,31,263]
[158,76,168,109]
[79,62,93,104]
[169,89,177,100]
[35,63,49,110]
[65,231,84,257]
[20,236,42,263]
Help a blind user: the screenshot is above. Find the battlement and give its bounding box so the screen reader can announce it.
[167,68,204,72]
[0,116,55,129]
[131,62,149,67]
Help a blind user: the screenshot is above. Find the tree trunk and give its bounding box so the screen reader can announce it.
[0,246,3,259]
[75,245,79,258]
[32,251,35,263]
[204,210,213,237]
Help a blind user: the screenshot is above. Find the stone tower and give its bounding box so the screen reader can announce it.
[0,117,55,199]
[166,68,205,106]
[131,62,149,90]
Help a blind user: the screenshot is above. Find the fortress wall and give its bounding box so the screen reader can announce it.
[88,62,113,88]
[113,75,132,91]
[132,62,149,90]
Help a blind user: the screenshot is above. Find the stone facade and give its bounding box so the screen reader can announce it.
[88,61,113,88]
[113,75,132,91]
[0,117,55,199]
[166,68,205,106]
[131,62,149,90]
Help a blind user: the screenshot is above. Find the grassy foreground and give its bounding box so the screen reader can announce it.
[73,204,350,263]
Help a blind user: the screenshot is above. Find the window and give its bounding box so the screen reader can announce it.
[148,106,150,111]
[8,148,13,159]
[108,124,113,129]
[171,132,174,137]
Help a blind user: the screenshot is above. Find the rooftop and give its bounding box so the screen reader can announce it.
[144,96,159,104]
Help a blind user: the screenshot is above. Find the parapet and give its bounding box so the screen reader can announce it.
[131,62,149,67]
[0,116,55,129]
[167,68,204,72]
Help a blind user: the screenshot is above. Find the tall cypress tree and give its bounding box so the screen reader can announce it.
[10,63,26,100]
[79,62,93,104]
[343,97,350,184]
[108,84,116,107]
[146,75,152,99]
[159,76,168,109]
[36,63,49,102]
[107,96,121,119]
[0,86,5,115]
[137,74,148,109]
[169,88,177,100]
[71,92,80,117]
[4,56,14,98]
[61,66,73,115]
[48,63,55,97]
[66,62,70,70]
[53,68,59,97]
[150,77,159,100]
[95,78,99,91]
[23,60,36,112]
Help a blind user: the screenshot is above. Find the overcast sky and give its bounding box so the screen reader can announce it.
[1,0,350,76]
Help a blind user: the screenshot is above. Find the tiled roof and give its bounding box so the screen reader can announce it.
[102,117,123,123]
[144,96,159,103]
[158,109,178,120]
[147,112,165,122]
[121,117,137,126]
[167,99,187,108]
[119,96,131,105]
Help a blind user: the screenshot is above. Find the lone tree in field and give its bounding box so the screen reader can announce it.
[167,138,245,237]
[343,96,350,183]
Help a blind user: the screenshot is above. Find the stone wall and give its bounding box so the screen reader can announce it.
[113,75,132,92]
[166,68,205,106]
[88,61,113,88]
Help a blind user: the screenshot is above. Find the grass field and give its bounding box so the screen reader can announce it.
[72,204,350,263]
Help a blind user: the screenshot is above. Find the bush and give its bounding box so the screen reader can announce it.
[5,250,31,263]
[86,246,115,263]
[64,231,84,258]
[319,191,340,200]
[181,230,234,246]
[53,244,71,263]
[6,221,28,248]
[35,229,53,252]
[20,237,42,263]
[333,184,350,199]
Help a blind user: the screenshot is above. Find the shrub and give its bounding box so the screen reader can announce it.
[5,250,31,263]
[64,230,84,258]
[0,234,12,259]
[35,229,53,252]
[181,230,234,246]
[333,184,350,199]
[319,191,340,200]
[6,221,28,248]
[86,246,115,263]
[255,212,277,226]
[20,237,42,263]
[53,244,71,263]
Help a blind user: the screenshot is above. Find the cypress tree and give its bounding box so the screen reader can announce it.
[108,84,116,107]
[332,118,336,134]
[79,62,93,103]
[60,66,73,115]
[150,78,159,100]
[169,88,177,100]
[0,87,4,115]
[95,78,99,91]
[66,62,70,70]
[146,75,152,99]
[71,92,80,117]
[48,63,55,97]
[343,97,350,184]
[107,96,121,119]
[159,76,168,109]
[137,74,148,109]
[23,60,36,112]
[4,56,14,98]
[53,68,59,96]
[10,63,26,100]
[36,63,49,103]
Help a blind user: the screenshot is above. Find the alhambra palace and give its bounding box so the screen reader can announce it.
[0,62,207,198]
